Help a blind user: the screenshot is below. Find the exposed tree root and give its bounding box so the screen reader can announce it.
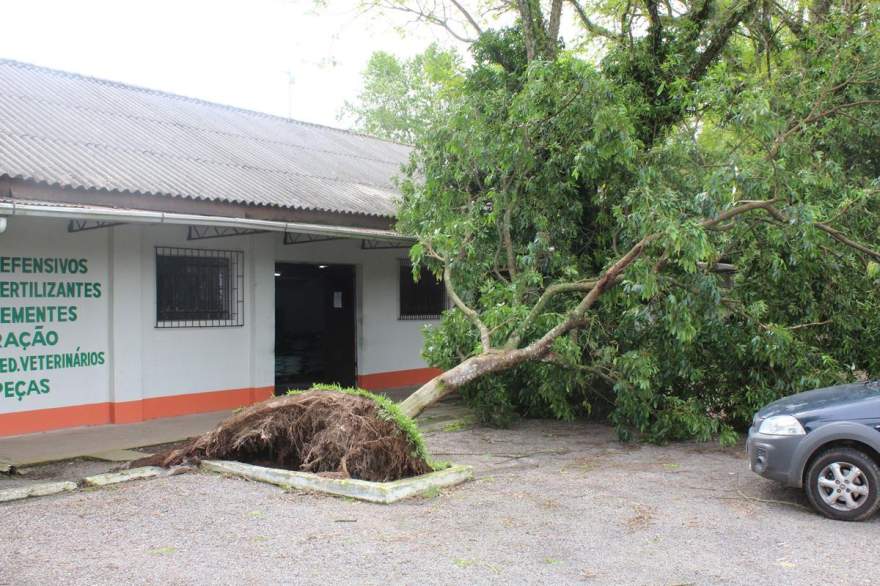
[132,391,432,482]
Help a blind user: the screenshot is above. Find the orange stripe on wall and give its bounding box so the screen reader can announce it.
[357,367,442,390]
[0,386,274,438]
[140,387,273,420]
[0,366,439,438]
[0,402,113,438]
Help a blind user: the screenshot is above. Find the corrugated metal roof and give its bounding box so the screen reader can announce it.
[0,59,412,218]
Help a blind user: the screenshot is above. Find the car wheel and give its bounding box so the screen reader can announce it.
[805,447,880,521]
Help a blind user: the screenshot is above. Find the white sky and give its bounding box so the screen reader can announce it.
[0,0,461,129]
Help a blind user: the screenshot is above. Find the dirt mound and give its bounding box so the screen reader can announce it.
[133,390,432,482]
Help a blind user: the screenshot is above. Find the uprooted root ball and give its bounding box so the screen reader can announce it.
[133,390,433,482]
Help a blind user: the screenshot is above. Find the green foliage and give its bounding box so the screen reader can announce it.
[597,11,880,439]
[341,44,464,143]
[289,384,443,469]
[365,5,880,444]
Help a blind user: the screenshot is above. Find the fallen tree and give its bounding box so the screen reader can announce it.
[398,195,880,421]
[386,5,880,439]
[157,4,879,466]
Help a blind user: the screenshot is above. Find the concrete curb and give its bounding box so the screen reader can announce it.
[0,466,166,504]
[83,467,165,487]
[87,449,152,463]
[201,460,474,504]
[0,481,77,503]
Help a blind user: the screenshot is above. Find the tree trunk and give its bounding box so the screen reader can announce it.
[399,350,533,418]
[398,375,449,418]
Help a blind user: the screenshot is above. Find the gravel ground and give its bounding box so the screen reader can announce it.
[1,418,877,585]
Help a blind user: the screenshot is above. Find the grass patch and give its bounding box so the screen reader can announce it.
[421,485,442,499]
[441,416,477,432]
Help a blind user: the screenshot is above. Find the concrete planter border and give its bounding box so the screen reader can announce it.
[0,458,475,506]
[0,481,78,503]
[0,466,165,504]
[82,466,165,487]
[201,460,473,504]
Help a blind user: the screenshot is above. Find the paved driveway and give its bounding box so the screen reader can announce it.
[1,418,876,585]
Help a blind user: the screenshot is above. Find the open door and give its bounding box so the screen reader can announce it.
[274,263,356,393]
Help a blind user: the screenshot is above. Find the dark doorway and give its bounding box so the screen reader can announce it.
[274,263,356,393]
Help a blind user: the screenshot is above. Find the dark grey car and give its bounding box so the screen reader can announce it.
[747,379,880,521]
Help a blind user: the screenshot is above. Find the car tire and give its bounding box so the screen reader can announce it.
[805,447,880,522]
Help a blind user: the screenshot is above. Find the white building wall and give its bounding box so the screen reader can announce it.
[250,234,276,395]
[0,217,111,415]
[109,224,144,406]
[0,216,435,436]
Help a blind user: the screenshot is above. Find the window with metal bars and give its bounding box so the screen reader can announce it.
[155,247,244,328]
[399,262,446,320]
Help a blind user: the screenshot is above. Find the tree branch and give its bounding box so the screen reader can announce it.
[687,0,713,28]
[448,0,484,35]
[516,0,536,60]
[788,319,832,331]
[757,204,880,262]
[646,0,663,58]
[813,222,880,263]
[505,279,600,349]
[690,0,757,81]
[700,199,781,228]
[444,263,493,351]
[810,0,831,23]
[768,100,880,159]
[501,201,783,361]
[519,200,787,355]
[700,197,880,263]
[772,0,805,40]
[418,197,876,401]
[542,355,619,388]
[548,0,564,43]
[521,234,656,360]
[568,0,616,38]
[516,0,556,60]
[502,205,517,280]
[374,1,480,43]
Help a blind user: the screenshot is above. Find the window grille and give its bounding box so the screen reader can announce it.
[399,262,446,320]
[155,247,244,328]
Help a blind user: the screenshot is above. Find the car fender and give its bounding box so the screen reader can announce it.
[789,421,880,487]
